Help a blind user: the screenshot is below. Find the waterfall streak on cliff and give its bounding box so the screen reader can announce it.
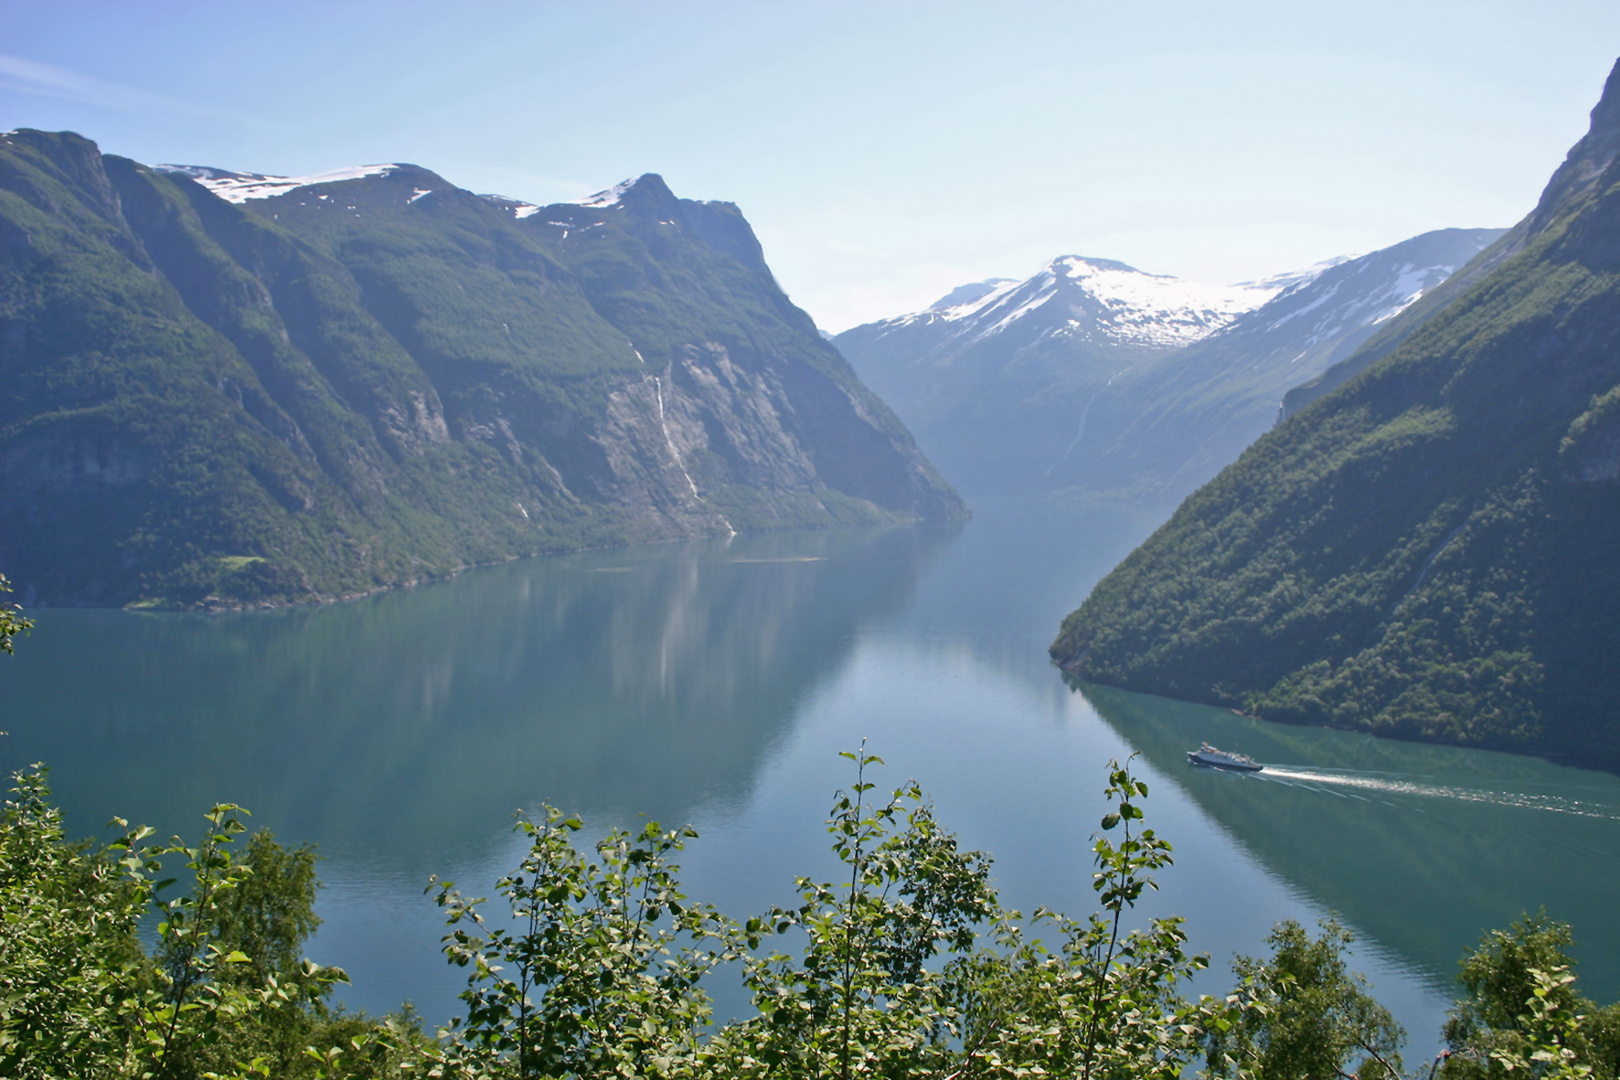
[1043,366,1130,478]
[652,374,735,535]
[652,374,700,498]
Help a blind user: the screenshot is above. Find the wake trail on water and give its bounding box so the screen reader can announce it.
[1252,766,1620,823]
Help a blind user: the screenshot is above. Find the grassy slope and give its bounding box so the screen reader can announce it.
[1051,66,1620,766]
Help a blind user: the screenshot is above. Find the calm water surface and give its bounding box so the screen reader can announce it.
[4,498,1618,1053]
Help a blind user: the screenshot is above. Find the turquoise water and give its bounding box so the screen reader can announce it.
[3,497,1617,1053]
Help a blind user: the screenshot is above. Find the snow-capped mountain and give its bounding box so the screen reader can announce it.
[1237,237,1494,366]
[1234,256,1356,295]
[479,179,640,220]
[834,230,1503,501]
[833,255,1335,497]
[862,255,1297,357]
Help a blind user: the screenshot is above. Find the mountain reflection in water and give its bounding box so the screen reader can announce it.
[0,524,955,875]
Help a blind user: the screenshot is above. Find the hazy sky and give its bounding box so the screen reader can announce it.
[4,1,1619,331]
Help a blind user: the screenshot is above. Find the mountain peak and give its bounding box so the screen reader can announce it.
[574,173,674,210]
[1048,255,1143,276]
[1526,57,1620,233]
[1028,256,1284,348]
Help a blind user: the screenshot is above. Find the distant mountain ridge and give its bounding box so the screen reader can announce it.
[0,131,962,608]
[834,256,1296,496]
[834,233,1500,503]
[1052,58,1620,768]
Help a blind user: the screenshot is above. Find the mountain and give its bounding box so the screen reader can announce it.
[1055,228,1504,502]
[0,131,963,608]
[833,257,1286,496]
[836,232,1504,505]
[1051,59,1620,768]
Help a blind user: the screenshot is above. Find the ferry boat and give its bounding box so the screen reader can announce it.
[1186,743,1263,772]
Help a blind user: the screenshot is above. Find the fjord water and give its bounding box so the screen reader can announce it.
[4,498,1618,1047]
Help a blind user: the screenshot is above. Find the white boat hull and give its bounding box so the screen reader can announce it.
[1187,748,1263,772]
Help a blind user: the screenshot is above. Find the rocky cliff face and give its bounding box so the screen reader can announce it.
[0,132,962,608]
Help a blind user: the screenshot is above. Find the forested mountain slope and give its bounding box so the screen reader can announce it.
[0,131,961,608]
[1052,59,1620,767]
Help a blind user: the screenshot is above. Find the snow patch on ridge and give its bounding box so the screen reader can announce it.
[577,178,635,208]
[1236,256,1356,296]
[154,163,399,203]
[1047,256,1281,346]
[478,194,545,219]
[1368,264,1446,324]
[1262,260,1461,344]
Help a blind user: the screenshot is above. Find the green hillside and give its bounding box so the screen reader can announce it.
[0,132,962,608]
[1052,60,1620,768]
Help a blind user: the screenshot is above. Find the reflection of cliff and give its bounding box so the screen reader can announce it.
[1076,681,1620,1005]
[1,523,955,874]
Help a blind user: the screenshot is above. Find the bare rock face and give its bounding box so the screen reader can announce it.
[0,133,963,607]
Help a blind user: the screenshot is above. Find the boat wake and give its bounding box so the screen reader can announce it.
[1252,766,1620,822]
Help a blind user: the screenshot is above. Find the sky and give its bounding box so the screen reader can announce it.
[4,2,1619,333]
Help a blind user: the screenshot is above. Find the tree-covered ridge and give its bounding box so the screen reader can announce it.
[1052,59,1620,767]
[0,132,961,609]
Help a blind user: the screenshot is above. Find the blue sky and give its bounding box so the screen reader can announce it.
[4,1,1619,331]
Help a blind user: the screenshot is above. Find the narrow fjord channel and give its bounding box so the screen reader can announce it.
[4,497,1617,1051]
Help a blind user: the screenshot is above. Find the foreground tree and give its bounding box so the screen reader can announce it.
[1440,915,1620,1080]
[431,748,1214,1079]
[1203,918,1404,1080]
[0,572,30,655]
[10,733,1620,1080]
[428,812,738,1079]
[0,768,424,1080]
